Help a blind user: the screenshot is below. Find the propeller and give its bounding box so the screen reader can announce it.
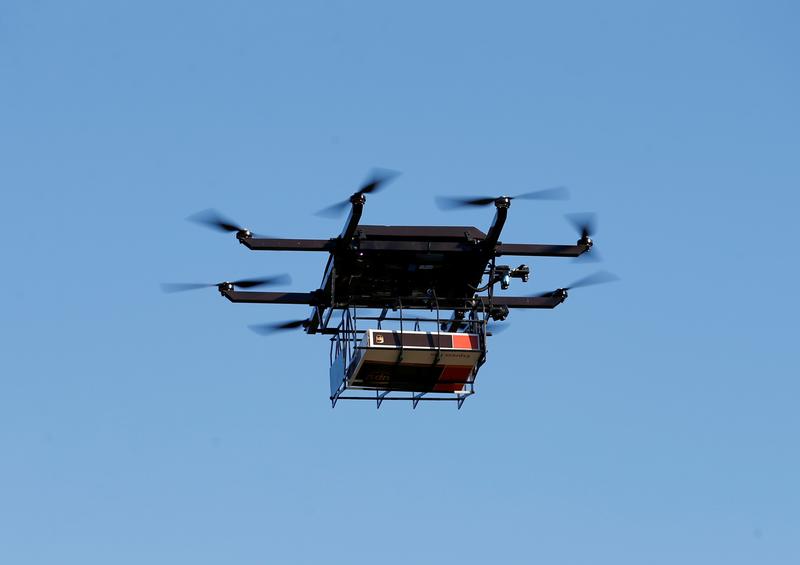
[248,319,308,335]
[187,208,263,238]
[436,186,569,210]
[443,319,508,335]
[566,212,601,262]
[485,321,509,335]
[160,274,292,294]
[566,212,596,241]
[316,168,401,218]
[532,270,619,298]
[187,209,243,233]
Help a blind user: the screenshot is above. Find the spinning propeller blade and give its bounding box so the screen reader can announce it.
[160,282,217,293]
[160,274,292,293]
[532,270,619,298]
[436,186,569,210]
[514,186,571,201]
[187,208,245,233]
[485,321,509,335]
[186,208,269,238]
[448,320,508,334]
[565,212,596,240]
[316,168,401,217]
[566,212,602,262]
[229,275,292,288]
[248,319,308,335]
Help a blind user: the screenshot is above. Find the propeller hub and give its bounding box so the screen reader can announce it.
[578,235,593,248]
[490,305,509,321]
[218,282,234,292]
[236,229,252,240]
[350,192,367,205]
[495,196,512,209]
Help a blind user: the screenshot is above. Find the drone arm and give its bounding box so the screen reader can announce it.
[495,243,589,257]
[220,290,320,305]
[490,295,565,309]
[240,238,335,252]
[482,200,509,251]
[339,195,365,245]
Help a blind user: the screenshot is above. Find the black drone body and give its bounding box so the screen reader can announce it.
[169,171,615,408]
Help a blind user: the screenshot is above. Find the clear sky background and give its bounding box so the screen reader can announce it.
[1,1,798,564]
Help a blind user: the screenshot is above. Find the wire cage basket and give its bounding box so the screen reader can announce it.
[328,297,491,409]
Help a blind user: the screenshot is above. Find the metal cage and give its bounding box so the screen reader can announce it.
[328,296,490,409]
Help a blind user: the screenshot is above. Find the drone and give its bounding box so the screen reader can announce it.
[164,170,617,408]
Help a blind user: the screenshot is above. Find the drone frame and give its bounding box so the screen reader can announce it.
[217,194,592,335]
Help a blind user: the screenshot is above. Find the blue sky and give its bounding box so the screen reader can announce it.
[1,1,798,563]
